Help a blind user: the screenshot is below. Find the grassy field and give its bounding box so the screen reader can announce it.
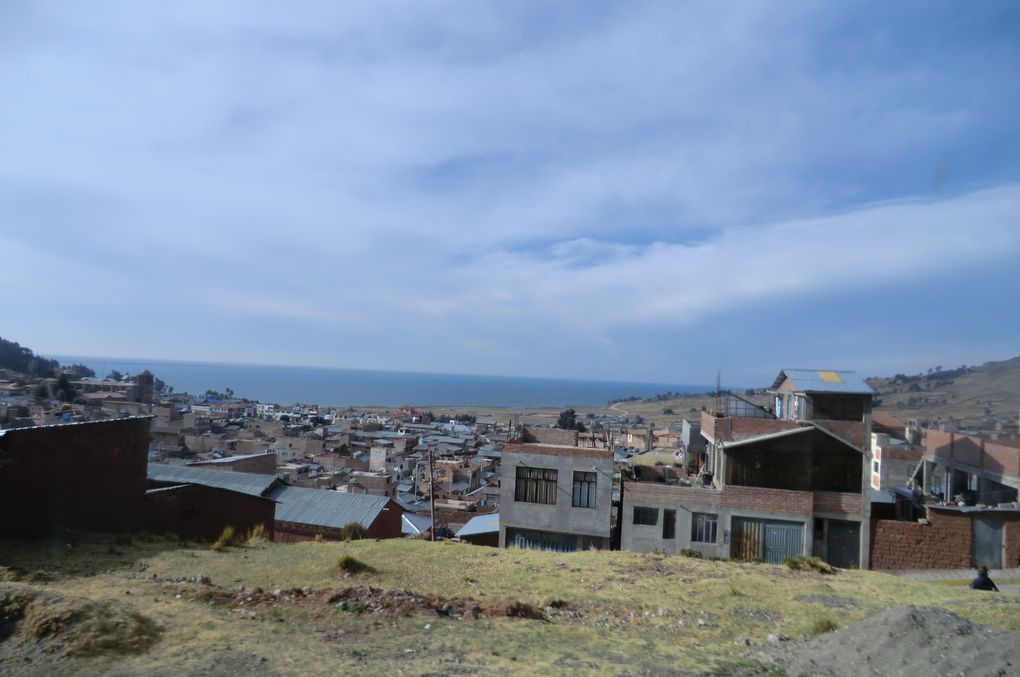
[2,534,1018,676]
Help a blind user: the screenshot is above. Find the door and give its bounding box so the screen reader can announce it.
[763,522,803,564]
[972,517,1003,569]
[731,518,763,561]
[826,520,860,569]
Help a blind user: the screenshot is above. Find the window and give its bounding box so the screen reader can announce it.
[572,471,597,508]
[633,506,658,525]
[515,466,557,504]
[691,512,718,543]
[872,460,880,474]
[662,509,676,539]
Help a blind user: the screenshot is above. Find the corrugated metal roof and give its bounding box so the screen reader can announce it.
[402,513,432,535]
[455,513,499,538]
[189,451,274,464]
[147,463,279,497]
[268,485,390,529]
[771,369,873,394]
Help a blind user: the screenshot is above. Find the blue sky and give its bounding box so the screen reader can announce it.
[2,1,1019,385]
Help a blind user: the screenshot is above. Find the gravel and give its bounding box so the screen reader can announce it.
[757,605,1018,677]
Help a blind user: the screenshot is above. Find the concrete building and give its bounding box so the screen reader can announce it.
[498,443,613,551]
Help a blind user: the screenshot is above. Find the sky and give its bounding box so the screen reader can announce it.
[2,1,1019,386]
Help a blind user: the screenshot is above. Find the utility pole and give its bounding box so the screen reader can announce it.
[428,445,437,542]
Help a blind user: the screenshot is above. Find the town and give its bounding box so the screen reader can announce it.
[3,360,1018,572]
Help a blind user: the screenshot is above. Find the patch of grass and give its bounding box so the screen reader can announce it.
[337,555,376,575]
[211,526,237,552]
[3,534,1020,675]
[337,600,368,613]
[680,549,703,559]
[810,617,838,634]
[245,524,268,544]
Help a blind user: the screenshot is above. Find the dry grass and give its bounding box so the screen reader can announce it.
[0,534,1018,675]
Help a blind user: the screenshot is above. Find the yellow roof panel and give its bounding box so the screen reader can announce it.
[817,370,842,383]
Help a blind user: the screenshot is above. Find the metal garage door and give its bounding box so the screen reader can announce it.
[972,517,1002,569]
[826,520,860,569]
[764,523,803,564]
[732,518,803,563]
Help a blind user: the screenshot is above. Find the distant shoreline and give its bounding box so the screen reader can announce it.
[50,354,716,409]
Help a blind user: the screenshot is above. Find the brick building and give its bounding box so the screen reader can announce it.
[622,369,872,568]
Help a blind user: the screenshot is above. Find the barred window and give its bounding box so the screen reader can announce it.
[691,512,718,543]
[515,466,558,504]
[633,506,658,525]
[572,471,597,508]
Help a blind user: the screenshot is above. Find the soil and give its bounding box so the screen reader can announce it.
[228,585,550,621]
[755,605,1019,676]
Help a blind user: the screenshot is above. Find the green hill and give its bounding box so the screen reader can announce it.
[2,535,1018,675]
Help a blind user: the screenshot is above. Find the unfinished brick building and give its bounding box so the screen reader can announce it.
[622,370,872,568]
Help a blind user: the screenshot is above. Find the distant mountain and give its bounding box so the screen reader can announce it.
[868,356,1020,421]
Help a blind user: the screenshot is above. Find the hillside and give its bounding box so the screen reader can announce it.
[1,535,1018,675]
[866,356,1020,422]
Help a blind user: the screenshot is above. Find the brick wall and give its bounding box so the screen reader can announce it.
[813,491,862,515]
[721,485,813,515]
[869,510,972,569]
[728,418,800,441]
[925,430,1020,479]
[625,482,721,509]
[522,427,579,447]
[985,441,1020,478]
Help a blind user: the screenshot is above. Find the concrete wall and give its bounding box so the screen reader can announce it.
[621,481,868,565]
[0,417,151,535]
[498,444,613,547]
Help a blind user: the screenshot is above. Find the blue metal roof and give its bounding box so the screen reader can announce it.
[268,485,390,529]
[771,369,873,394]
[455,513,499,538]
[402,512,433,535]
[147,463,279,497]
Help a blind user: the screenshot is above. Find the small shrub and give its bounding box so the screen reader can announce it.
[680,549,704,559]
[337,601,368,613]
[708,556,730,562]
[811,617,838,634]
[784,555,834,574]
[211,526,236,552]
[246,524,268,543]
[338,522,367,542]
[111,535,133,546]
[337,555,376,575]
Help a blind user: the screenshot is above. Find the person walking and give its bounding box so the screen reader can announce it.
[970,566,999,591]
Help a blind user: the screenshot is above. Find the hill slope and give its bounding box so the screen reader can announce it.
[1,535,1018,675]
[867,356,1020,421]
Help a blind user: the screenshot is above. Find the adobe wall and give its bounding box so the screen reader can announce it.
[869,510,972,570]
[145,484,276,542]
[0,417,151,535]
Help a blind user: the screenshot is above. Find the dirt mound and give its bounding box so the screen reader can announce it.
[0,584,161,659]
[759,605,1019,676]
[229,585,547,620]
